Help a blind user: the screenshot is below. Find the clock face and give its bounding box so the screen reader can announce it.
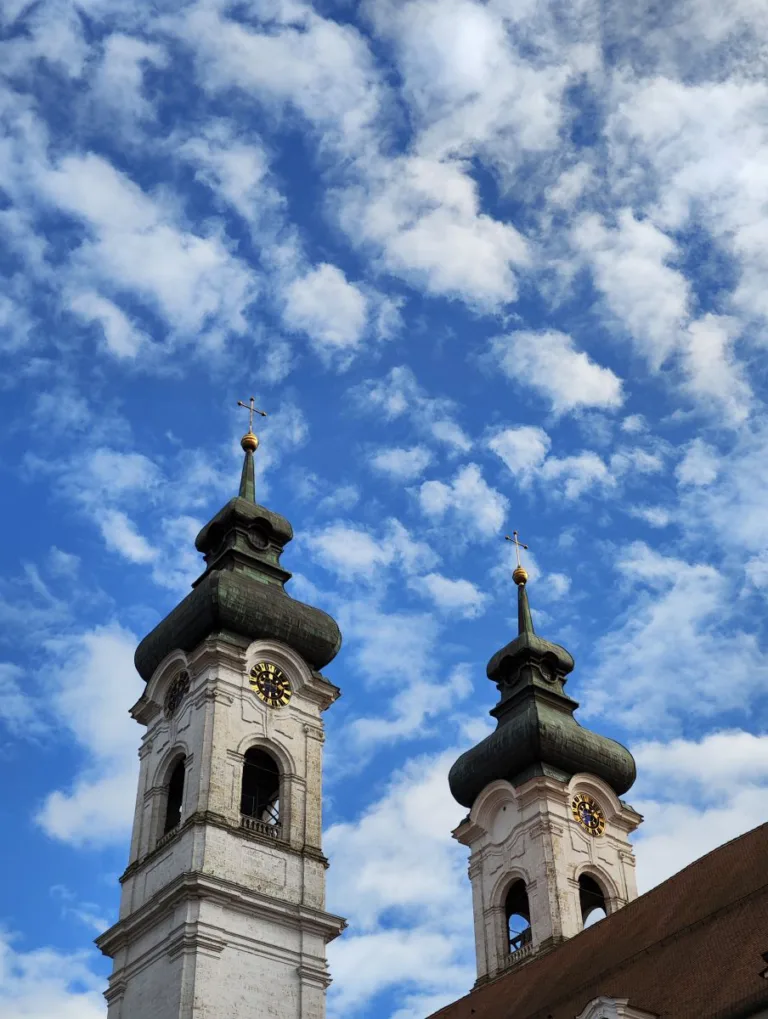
[164,670,191,719]
[571,793,606,837]
[250,662,292,708]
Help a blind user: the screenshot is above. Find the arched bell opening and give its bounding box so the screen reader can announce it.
[163,756,186,835]
[504,879,532,953]
[579,874,608,927]
[240,748,281,833]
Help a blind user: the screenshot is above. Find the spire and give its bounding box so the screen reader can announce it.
[515,568,535,635]
[236,395,267,504]
[506,532,535,636]
[134,397,342,684]
[447,530,636,808]
[239,433,257,501]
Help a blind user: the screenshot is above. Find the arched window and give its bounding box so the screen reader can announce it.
[504,880,532,954]
[240,749,280,833]
[163,757,186,835]
[579,874,607,927]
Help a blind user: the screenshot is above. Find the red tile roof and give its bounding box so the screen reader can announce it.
[428,822,768,1019]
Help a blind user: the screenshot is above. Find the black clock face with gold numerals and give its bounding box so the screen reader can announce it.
[249,662,292,708]
[571,793,606,837]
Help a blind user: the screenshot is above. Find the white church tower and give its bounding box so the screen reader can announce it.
[448,546,642,984]
[97,409,346,1018]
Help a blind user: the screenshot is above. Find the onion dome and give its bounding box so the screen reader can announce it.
[448,564,635,808]
[134,418,341,681]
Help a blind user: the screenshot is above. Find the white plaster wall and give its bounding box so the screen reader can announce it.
[102,635,343,1019]
[455,773,642,981]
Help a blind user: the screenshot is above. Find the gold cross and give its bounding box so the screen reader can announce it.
[237,396,267,432]
[505,531,528,568]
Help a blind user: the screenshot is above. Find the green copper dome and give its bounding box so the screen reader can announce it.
[448,579,635,808]
[134,440,341,682]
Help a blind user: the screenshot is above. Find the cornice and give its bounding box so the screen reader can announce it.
[98,871,346,959]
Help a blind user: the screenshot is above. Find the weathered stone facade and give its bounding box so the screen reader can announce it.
[454,772,641,983]
[97,634,345,1019]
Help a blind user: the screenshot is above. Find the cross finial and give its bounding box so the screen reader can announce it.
[236,396,267,501]
[505,531,529,586]
[237,396,267,433]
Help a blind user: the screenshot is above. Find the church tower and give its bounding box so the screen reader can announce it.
[448,550,641,984]
[97,410,346,1019]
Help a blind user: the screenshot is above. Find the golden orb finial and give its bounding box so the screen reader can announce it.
[241,431,259,452]
[512,564,528,586]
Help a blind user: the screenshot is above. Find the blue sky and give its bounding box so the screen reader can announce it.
[2,0,768,1015]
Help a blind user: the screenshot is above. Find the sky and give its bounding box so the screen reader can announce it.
[2,0,768,1016]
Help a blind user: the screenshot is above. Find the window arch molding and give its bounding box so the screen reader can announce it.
[490,867,533,957]
[145,649,190,710]
[151,746,191,844]
[234,737,294,837]
[491,866,532,912]
[573,863,621,911]
[235,734,296,778]
[152,741,192,791]
[469,779,518,835]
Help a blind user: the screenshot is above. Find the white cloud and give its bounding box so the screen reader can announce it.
[609,447,665,476]
[82,449,160,498]
[537,451,614,499]
[547,572,571,599]
[607,76,768,328]
[326,748,474,1014]
[573,210,690,370]
[91,33,167,124]
[583,543,768,729]
[330,597,473,750]
[180,123,274,228]
[487,425,551,474]
[179,1,384,155]
[419,463,507,536]
[410,573,487,618]
[675,438,721,486]
[490,330,624,414]
[353,367,471,452]
[36,623,143,847]
[68,291,146,358]
[48,547,80,577]
[336,155,529,308]
[99,509,157,564]
[51,885,109,935]
[429,419,471,452]
[41,153,256,342]
[621,414,647,434]
[283,263,368,359]
[0,664,45,736]
[329,928,470,1018]
[629,505,673,528]
[251,402,310,499]
[683,315,751,424]
[366,0,586,172]
[0,929,106,1019]
[370,445,433,481]
[0,0,89,78]
[308,519,436,581]
[631,730,768,893]
[347,665,472,746]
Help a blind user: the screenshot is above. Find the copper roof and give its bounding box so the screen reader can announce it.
[429,822,768,1019]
